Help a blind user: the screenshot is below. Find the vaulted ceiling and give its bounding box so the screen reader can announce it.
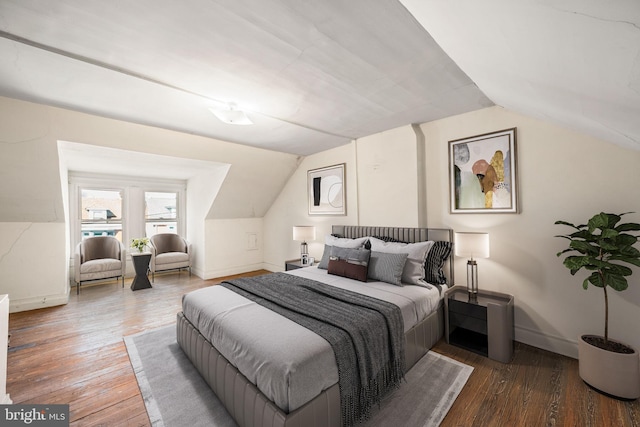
[0,0,638,156]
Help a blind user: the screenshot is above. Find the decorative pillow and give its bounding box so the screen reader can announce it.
[367,251,408,286]
[325,235,369,248]
[318,244,333,269]
[364,235,407,250]
[318,236,370,269]
[424,241,452,285]
[327,248,371,282]
[368,237,434,286]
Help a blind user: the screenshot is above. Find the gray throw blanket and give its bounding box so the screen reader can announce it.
[221,272,405,427]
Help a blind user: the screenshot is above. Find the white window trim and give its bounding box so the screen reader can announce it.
[68,172,187,255]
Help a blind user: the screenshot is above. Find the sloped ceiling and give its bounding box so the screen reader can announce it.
[401,0,640,151]
[1,0,639,156]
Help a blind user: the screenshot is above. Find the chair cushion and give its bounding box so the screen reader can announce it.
[80,258,122,274]
[156,252,189,265]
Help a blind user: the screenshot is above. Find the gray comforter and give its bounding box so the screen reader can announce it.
[221,272,405,427]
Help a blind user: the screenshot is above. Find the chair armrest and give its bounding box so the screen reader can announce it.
[74,243,82,283]
[118,241,127,275]
[185,240,192,266]
[149,241,158,272]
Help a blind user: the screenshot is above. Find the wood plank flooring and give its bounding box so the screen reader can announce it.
[7,271,640,426]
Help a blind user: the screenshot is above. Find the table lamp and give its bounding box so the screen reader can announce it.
[293,226,316,265]
[454,232,490,301]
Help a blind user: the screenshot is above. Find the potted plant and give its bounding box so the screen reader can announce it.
[556,212,640,399]
[131,237,150,253]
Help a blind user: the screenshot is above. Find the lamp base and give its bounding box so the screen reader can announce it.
[467,259,478,302]
[300,242,309,265]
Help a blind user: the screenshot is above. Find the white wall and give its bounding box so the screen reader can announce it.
[186,167,230,277]
[264,105,640,358]
[205,218,264,279]
[0,96,299,312]
[0,223,69,312]
[356,125,422,227]
[263,143,359,271]
[421,106,640,357]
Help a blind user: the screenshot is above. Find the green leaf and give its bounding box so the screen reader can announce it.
[563,256,591,270]
[569,240,599,255]
[600,229,619,239]
[556,248,574,257]
[588,213,612,232]
[617,234,638,246]
[610,256,640,267]
[606,274,628,292]
[602,263,633,276]
[587,272,605,287]
[616,222,640,232]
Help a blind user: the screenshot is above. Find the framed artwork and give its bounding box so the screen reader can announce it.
[449,128,518,214]
[308,163,346,215]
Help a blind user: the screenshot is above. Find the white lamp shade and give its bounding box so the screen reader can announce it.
[293,226,316,242]
[454,232,490,259]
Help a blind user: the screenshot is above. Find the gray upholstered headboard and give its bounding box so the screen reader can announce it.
[331,225,455,285]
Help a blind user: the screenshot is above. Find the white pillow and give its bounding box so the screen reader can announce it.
[325,235,369,248]
[368,237,434,286]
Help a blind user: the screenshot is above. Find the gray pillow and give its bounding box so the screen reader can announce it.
[367,251,408,286]
[318,237,369,270]
[319,245,368,270]
[318,244,333,269]
[368,237,434,286]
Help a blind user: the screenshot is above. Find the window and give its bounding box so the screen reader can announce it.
[80,189,123,241]
[69,173,186,254]
[145,191,178,236]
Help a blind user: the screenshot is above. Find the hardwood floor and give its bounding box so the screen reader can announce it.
[7,271,640,426]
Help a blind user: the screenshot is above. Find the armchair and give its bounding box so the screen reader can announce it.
[74,236,126,294]
[149,233,191,282]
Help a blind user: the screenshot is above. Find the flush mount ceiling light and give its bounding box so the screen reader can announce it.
[208,103,253,125]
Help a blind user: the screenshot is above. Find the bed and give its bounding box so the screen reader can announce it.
[177,226,454,427]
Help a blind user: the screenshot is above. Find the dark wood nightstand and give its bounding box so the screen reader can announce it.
[445,285,514,363]
[285,259,305,271]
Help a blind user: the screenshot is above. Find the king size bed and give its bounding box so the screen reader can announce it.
[176,226,454,427]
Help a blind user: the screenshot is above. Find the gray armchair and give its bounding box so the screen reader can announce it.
[149,233,191,282]
[74,236,126,294]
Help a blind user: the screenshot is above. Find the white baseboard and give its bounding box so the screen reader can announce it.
[515,325,578,359]
[1,393,11,404]
[262,261,284,273]
[9,292,70,313]
[203,263,268,280]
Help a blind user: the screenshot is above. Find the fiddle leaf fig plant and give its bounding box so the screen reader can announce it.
[555,212,640,350]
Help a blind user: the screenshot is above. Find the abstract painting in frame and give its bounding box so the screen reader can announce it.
[449,128,518,214]
[308,163,346,215]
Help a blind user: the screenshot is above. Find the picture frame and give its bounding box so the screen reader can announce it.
[449,128,518,214]
[308,163,346,215]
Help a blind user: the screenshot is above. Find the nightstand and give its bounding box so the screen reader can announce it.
[445,285,514,363]
[285,259,305,271]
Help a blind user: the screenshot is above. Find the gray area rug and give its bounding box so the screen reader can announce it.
[124,324,473,427]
